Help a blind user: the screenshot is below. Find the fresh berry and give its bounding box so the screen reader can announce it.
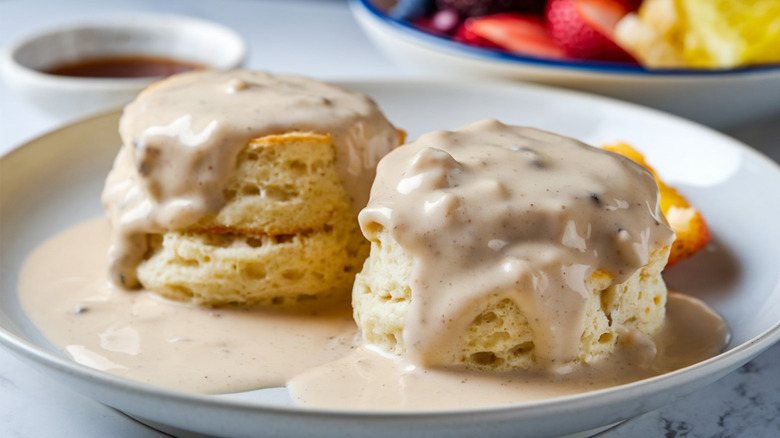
[436,0,545,17]
[453,21,505,49]
[412,9,462,35]
[460,13,566,58]
[431,8,463,34]
[546,0,636,62]
[623,0,642,10]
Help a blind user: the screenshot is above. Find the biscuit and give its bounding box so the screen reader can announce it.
[351,120,675,371]
[137,132,368,307]
[353,228,669,371]
[103,70,401,304]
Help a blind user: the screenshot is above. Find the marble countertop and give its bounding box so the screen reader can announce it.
[1,1,779,437]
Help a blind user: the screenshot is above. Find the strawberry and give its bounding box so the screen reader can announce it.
[458,13,566,58]
[623,0,642,11]
[454,21,506,49]
[546,0,637,62]
[602,142,712,268]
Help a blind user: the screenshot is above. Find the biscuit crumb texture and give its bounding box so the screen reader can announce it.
[352,227,669,371]
[138,133,368,308]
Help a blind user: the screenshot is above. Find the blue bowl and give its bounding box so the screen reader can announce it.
[350,0,780,128]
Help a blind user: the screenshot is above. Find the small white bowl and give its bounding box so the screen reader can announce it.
[350,0,780,128]
[1,14,247,119]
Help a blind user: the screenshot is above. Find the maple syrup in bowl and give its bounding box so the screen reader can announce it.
[0,14,246,119]
[45,55,204,79]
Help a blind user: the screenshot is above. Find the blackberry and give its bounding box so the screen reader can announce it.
[435,0,545,17]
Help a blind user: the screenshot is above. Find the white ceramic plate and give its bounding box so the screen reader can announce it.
[350,0,780,128]
[2,80,780,438]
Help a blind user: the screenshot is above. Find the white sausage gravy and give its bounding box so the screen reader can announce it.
[18,220,730,409]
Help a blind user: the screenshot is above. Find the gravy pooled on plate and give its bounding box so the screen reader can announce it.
[18,90,729,408]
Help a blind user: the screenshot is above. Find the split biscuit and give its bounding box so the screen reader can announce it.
[138,132,368,308]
